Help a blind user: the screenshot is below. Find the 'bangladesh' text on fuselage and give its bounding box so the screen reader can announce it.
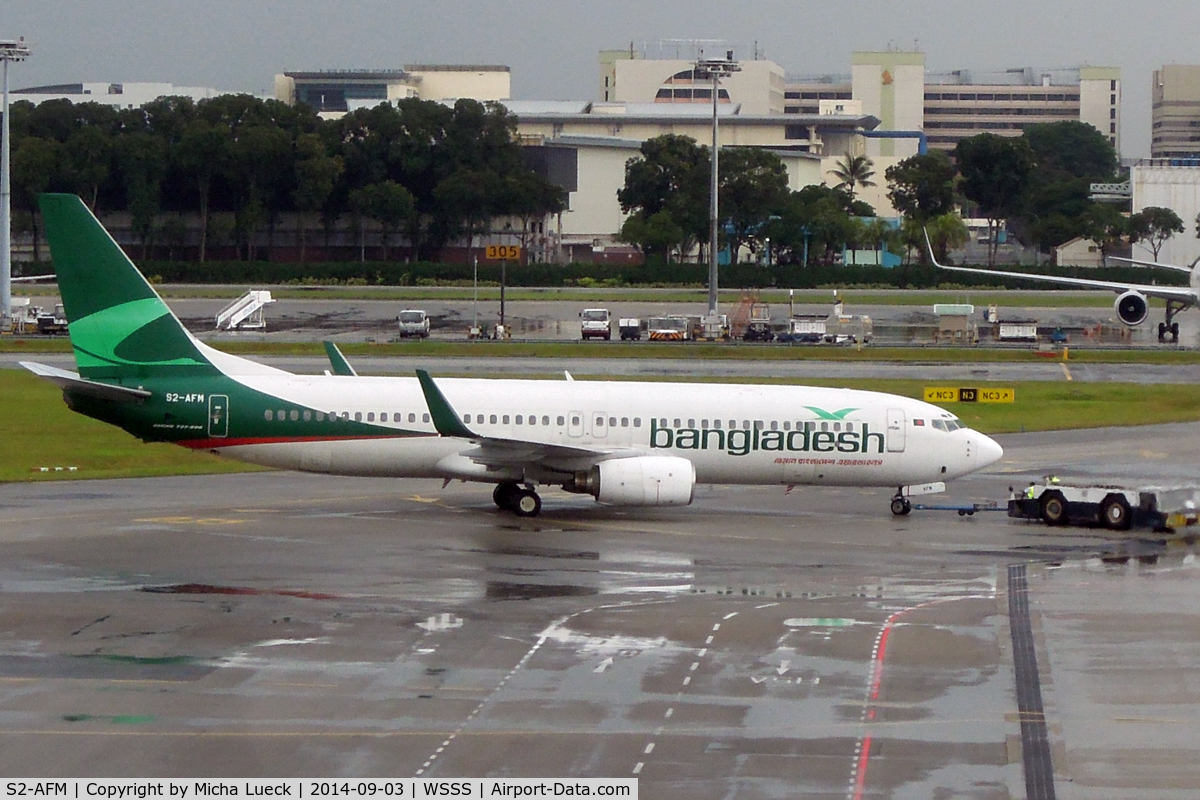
[649,419,884,457]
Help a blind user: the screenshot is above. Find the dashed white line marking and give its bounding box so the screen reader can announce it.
[643,743,655,754]
[755,602,779,609]
[697,648,707,657]
[632,763,644,775]
[712,624,721,632]
[682,676,691,686]
[705,635,714,644]
[723,612,739,620]
[689,662,699,671]
[664,708,674,718]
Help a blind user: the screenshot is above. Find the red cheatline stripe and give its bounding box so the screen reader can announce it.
[177,434,429,449]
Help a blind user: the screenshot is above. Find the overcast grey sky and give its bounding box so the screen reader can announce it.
[7,1,1199,157]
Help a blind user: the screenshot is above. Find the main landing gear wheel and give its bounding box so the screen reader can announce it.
[1172,322,1180,343]
[512,489,542,517]
[890,496,912,516]
[493,482,520,510]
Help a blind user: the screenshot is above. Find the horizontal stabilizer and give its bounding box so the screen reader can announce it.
[20,361,151,403]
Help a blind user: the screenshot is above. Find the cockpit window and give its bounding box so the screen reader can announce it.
[931,419,947,431]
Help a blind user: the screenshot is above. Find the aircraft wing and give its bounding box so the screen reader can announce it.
[1107,256,1194,274]
[416,369,630,470]
[924,230,1198,303]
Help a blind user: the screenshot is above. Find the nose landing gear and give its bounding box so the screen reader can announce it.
[890,493,912,516]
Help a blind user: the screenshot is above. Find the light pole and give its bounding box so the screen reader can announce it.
[694,51,739,325]
[1,37,31,330]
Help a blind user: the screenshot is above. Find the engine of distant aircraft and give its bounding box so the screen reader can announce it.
[1114,290,1149,326]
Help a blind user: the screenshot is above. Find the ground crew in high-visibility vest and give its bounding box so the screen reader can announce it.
[1025,482,1037,499]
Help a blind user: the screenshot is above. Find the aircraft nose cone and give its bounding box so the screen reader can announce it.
[976,433,1004,468]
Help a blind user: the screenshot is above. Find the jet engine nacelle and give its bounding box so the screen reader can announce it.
[1115,291,1149,326]
[572,456,696,506]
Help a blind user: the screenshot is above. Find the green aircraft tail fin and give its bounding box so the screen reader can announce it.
[38,194,216,380]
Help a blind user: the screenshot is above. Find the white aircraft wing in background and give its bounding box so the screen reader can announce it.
[923,228,1200,342]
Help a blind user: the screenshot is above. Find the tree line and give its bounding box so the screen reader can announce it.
[6,94,564,262]
[618,121,1189,268]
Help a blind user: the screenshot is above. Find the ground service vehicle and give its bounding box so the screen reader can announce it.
[397,310,430,338]
[1008,481,1200,532]
[580,308,611,340]
[743,304,774,342]
[36,303,68,335]
[647,316,690,341]
[618,318,641,340]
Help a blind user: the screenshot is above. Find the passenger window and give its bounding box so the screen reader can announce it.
[661,418,668,427]
[367,412,375,422]
[277,409,285,420]
[423,414,430,423]
[688,419,695,428]
[502,415,510,424]
[633,418,641,428]
[770,421,778,431]
[515,415,523,425]
[291,410,300,421]
[713,419,722,429]
[820,422,828,432]
[490,414,498,424]
[303,410,312,421]
[341,412,349,421]
[264,410,272,421]
[783,421,791,431]
[621,417,629,427]
[609,417,617,427]
[408,413,416,423]
[596,417,605,427]
[833,422,840,432]
[557,416,565,426]
[317,412,326,421]
[743,420,750,430]
[543,416,550,426]
[354,412,362,422]
[845,422,854,432]
[674,418,681,428]
[754,420,763,431]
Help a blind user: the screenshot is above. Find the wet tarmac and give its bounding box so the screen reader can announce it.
[2,423,1200,797]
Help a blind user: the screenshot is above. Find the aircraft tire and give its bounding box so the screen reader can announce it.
[513,489,542,517]
[1100,494,1132,531]
[890,497,911,516]
[1172,322,1180,342]
[1039,490,1069,525]
[493,482,520,510]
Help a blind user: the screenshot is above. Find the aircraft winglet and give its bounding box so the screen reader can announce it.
[322,341,358,376]
[416,369,477,438]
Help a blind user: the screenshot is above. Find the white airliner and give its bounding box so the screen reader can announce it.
[925,230,1200,342]
[21,193,1004,517]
